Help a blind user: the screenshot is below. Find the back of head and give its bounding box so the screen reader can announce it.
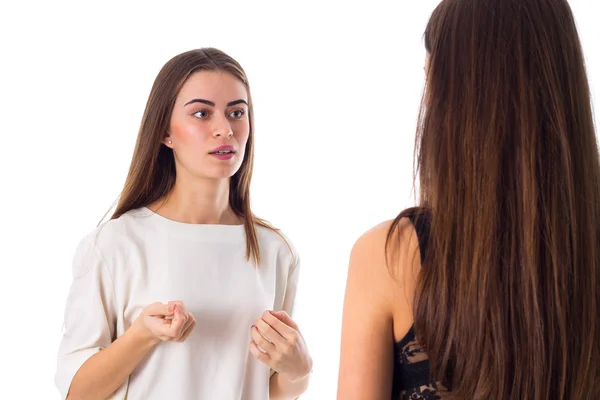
[407,0,600,398]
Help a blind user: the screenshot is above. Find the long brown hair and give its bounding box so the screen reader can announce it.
[106,48,274,265]
[387,0,600,398]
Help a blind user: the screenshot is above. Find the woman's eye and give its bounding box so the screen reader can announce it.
[229,109,245,119]
[193,110,209,119]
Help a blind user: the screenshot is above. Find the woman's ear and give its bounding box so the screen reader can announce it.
[163,135,173,148]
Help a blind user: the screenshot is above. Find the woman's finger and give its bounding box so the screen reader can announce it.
[251,325,276,353]
[167,304,187,338]
[269,310,299,331]
[146,302,172,318]
[168,300,186,313]
[176,312,195,341]
[154,317,175,339]
[179,313,196,341]
[255,319,286,347]
[250,341,271,364]
[260,311,296,340]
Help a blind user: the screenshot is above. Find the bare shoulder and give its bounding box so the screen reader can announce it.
[337,217,420,397]
[351,218,419,285]
[352,217,422,342]
[355,217,416,247]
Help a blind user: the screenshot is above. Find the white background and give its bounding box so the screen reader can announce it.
[0,1,598,398]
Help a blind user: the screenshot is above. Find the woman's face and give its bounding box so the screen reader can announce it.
[165,70,250,180]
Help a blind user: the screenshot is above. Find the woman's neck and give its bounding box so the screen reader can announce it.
[148,177,242,225]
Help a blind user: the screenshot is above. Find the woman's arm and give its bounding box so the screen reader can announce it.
[269,370,310,400]
[248,242,312,399]
[66,323,159,400]
[55,236,196,399]
[337,221,404,399]
[67,302,194,400]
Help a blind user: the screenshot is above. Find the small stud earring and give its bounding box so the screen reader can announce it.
[168,139,172,144]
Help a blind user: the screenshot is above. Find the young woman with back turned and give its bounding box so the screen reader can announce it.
[55,48,312,400]
[337,0,599,399]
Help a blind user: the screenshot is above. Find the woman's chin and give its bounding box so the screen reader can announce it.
[198,167,241,180]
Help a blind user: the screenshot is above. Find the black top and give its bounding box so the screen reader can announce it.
[391,211,443,399]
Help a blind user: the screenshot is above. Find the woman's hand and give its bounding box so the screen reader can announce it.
[132,300,196,345]
[249,310,312,381]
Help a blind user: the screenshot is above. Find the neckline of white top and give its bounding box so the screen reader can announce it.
[126,207,247,242]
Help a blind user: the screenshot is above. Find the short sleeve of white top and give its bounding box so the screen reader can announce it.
[54,207,301,400]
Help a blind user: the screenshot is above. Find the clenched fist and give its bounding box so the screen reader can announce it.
[133,301,196,344]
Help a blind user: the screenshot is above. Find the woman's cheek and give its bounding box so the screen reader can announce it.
[174,122,209,144]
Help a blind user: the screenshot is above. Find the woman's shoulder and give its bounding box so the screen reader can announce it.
[255,222,299,267]
[74,208,147,261]
[353,217,416,257]
[350,215,422,289]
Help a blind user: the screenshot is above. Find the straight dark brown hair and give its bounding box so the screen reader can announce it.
[387,0,599,398]
[105,48,277,266]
